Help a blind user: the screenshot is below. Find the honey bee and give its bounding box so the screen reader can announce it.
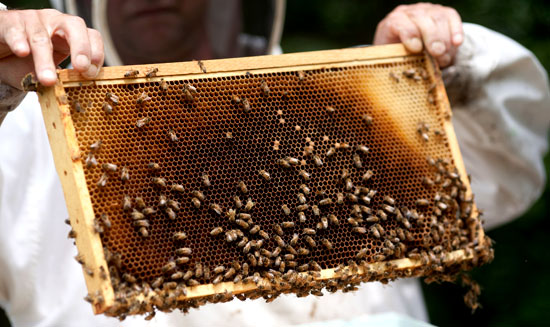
[242,98,251,112]
[196,60,207,73]
[309,205,319,216]
[165,129,179,143]
[321,238,333,250]
[85,153,98,168]
[259,170,271,181]
[353,226,367,234]
[228,95,242,107]
[150,177,166,189]
[238,181,248,193]
[102,102,113,114]
[284,157,298,166]
[239,212,252,220]
[366,215,379,223]
[382,204,395,214]
[273,224,284,237]
[145,163,160,173]
[362,114,373,126]
[210,226,224,236]
[235,219,249,229]
[155,79,168,95]
[369,226,381,238]
[165,207,176,220]
[297,211,306,223]
[299,170,310,181]
[357,145,369,155]
[295,185,310,197]
[124,70,139,78]
[169,184,184,193]
[170,271,184,280]
[120,166,129,182]
[249,225,260,234]
[221,210,235,224]
[136,117,151,128]
[209,203,222,216]
[167,199,180,211]
[191,197,201,209]
[381,196,395,206]
[105,92,119,105]
[84,294,93,303]
[332,193,343,205]
[131,209,145,221]
[294,192,306,205]
[100,213,111,229]
[260,79,270,96]
[402,68,416,79]
[353,154,363,168]
[122,195,132,211]
[224,267,236,280]
[303,228,316,235]
[145,67,158,78]
[313,155,323,167]
[176,248,192,257]
[416,199,430,206]
[297,247,310,256]
[282,221,295,229]
[174,231,187,241]
[319,198,332,206]
[356,248,368,259]
[72,99,84,113]
[97,173,108,188]
[225,229,238,242]
[437,202,448,211]
[298,71,306,81]
[305,236,316,248]
[278,158,291,168]
[101,163,117,173]
[389,71,400,82]
[258,230,270,240]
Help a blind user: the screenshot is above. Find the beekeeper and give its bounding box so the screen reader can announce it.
[0,1,549,326]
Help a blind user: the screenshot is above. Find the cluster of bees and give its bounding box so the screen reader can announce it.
[64,64,493,320]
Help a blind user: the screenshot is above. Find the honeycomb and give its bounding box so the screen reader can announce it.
[42,48,492,318]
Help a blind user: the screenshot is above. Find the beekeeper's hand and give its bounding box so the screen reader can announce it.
[0,9,104,89]
[374,3,463,68]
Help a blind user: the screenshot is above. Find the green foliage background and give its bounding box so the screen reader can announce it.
[1,1,549,326]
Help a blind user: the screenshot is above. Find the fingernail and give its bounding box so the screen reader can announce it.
[405,37,423,52]
[75,54,90,69]
[430,41,446,56]
[83,64,99,78]
[14,42,27,54]
[453,34,463,45]
[41,69,56,83]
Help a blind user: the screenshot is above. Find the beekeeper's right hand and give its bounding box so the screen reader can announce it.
[0,8,104,89]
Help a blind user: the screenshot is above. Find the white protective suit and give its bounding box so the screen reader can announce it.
[0,23,549,327]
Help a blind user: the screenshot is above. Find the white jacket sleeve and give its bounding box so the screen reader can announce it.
[445,23,550,230]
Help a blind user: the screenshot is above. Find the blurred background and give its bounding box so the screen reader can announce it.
[1,0,549,326]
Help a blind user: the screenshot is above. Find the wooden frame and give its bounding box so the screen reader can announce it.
[37,43,486,314]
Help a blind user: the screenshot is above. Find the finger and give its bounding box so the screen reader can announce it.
[1,13,30,57]
[81,28,103,78]
[51,15,91,72]
[406,10,448,58]
[446,8,463,46]
[374,12,423,53]
[25,11,57,86]
[431,14,455,67]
